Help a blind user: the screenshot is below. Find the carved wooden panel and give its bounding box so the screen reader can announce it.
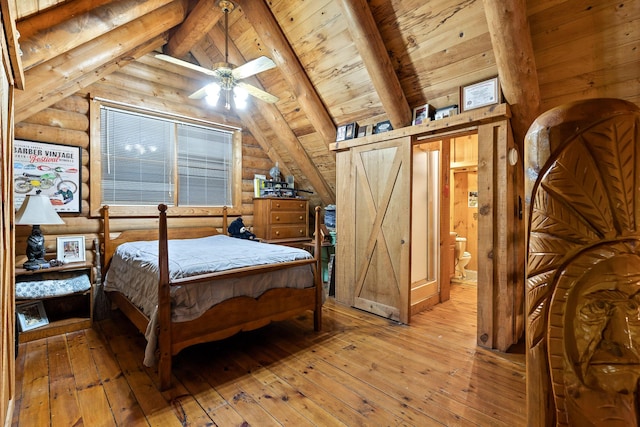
[525,98,640,426]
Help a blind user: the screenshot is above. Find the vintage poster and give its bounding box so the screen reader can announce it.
[14,140,81,213]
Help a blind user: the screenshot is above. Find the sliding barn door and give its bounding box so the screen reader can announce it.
[335,137,410,324]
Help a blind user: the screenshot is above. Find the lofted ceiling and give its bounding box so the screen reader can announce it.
[9,0,640,207]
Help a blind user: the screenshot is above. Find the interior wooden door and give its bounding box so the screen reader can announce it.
[349,137,411,323]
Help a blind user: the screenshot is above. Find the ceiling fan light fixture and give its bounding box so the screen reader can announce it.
[205,82,221,106]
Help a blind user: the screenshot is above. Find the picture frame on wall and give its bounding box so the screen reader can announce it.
[13,140,82,213]
[344,122,359,140]
[336,125,347,142]
[57,236,86,263]
[412,104,435,125]
[460,76,501,112]
[16,301,49,332]
[373,120,393,134]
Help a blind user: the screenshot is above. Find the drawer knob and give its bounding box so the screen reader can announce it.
[299,203,303,208]
[275,231,280,236]
[276,203,281,208]
[299,215,303,220]
[299,229,303,234]
[275,216,280,221]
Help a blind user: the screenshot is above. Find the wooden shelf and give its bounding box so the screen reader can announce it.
[15,261,94,343]
[18,316,91,343]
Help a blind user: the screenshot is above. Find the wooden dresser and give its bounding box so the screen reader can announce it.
[253,197,310,245]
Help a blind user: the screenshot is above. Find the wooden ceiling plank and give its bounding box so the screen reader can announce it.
[239,0,338,148]
[18,0,174,70]
[15,1,188,121]
[193,27,336,205]
[16,35,168,123]
[483,0,540,147]
[165,0,223,59]
[336,0,412,129]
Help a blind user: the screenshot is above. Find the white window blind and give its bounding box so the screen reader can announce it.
[100,107,233,207]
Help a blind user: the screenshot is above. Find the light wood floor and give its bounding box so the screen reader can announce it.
[12,283,526,426]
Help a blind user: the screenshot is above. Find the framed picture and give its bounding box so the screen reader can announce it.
[434,105,458,120]
[460,76,501,112]
[336,125,347,142]
[373,120,393,134]
[16,301,49,332]
[14,140,82,213]
[344,122,359,140]
[57,236,86,263]
[412,104,435,125]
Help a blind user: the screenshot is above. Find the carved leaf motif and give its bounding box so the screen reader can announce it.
[530,189,600,244]
[582,119,638,233]
[541,142,614,235]
[527,272,554,348]
[527,232,579,275]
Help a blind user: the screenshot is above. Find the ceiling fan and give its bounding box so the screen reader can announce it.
[156,0,279,110]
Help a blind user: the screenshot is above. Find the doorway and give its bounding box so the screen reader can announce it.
[411,132,479,315]
[450,133,479,285]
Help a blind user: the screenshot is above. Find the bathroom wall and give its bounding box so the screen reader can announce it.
[450,134,478,273]
[452,170,478,271]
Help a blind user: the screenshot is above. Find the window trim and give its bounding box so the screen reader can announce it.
[89,98,242,218]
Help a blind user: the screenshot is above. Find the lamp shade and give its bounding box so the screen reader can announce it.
[15,193,65,225]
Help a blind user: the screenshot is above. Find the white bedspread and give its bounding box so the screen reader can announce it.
[104,234,314,365]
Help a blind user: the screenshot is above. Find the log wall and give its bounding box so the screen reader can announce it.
[13,91,273,272]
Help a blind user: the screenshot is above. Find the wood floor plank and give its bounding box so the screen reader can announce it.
[14,283,526,426]
[46,335,82,427]
[66,331,117,427]
[16,340,50,426]
[84,326,150,427]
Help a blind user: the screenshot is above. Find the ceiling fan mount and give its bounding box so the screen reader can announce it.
[156,0,278,109]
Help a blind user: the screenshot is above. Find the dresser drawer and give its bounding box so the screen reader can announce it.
[269,225,308,239]
[271,211,307,224]
[269,199,307,211]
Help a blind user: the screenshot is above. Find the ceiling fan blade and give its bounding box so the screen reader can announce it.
[232,56,276,80]
[189,86,208,100]
[237,82,279,103]
[155,54,218,77]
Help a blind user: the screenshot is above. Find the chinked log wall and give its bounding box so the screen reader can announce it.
[13,93,272,271]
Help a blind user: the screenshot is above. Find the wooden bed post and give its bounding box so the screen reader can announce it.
[313,206,322,331]
[222,206,228,235]
[157,204,172,390]
[101,205,110,282]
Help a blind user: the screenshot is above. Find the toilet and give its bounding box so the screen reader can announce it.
[454,236,472,279]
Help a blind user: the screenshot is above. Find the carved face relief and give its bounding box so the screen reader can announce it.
[571,254,640,394]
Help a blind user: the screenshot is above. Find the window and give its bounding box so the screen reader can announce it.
[92,104,241,217]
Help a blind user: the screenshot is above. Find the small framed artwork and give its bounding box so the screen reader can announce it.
[460,76,501,112]
[57,236,85,263]
[16,301,49,332]
[336,125,347,142]
[344,122,359,140]
[412,104,435,125]
[357,126,367,138]
[373,120,393,134]
[434,105,458,120]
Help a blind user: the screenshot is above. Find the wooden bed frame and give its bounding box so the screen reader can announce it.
[101,204,322,390]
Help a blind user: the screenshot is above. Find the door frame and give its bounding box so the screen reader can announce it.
[410,138,451,315]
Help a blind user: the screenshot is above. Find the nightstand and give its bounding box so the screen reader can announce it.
[15,261,94,343]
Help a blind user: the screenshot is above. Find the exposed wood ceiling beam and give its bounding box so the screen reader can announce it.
[197,26,336,205]
[1,0,24,89]
[17,0,175,70]
[483,0,541,147]
[164,0,223,58]
[15,1,188,122]
[239,0,338,150]
[336,0,412,129]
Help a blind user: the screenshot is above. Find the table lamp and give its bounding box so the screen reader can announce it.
[15,190,64,270]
